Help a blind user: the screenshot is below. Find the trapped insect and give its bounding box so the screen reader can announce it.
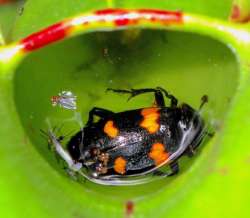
[47,87,208,186]
[51,91,77,110]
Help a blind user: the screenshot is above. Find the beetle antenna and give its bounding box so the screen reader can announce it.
[40,129,49,139]
[199,95,208,111]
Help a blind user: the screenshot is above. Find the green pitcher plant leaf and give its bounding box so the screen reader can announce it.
[1,3,250,218]
[12,0,233,40]
[0,0,25,43]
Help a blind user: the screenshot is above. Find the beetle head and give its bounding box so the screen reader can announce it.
[67,131,83,162]
[179,103,204,150]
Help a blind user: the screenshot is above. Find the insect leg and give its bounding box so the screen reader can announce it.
[168,161,179,176]
[185,144,196,157]
[152,161,179,178]
[199,95,208,110]
[48,131,83,171]
[152,170,168,177]
[156,87,178,107]
[86,107,114,126]
[107,87,166,107]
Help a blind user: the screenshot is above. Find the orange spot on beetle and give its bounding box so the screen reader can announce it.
[140,108,160,134]
[114,157,127,174]
[104,120,119,138]
[149,143,169,165]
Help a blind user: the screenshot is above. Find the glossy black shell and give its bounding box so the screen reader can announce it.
[67,103,204,178]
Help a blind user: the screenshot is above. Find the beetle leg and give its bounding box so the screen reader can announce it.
[107,88,164,106]
[152,162,179,178]
[199,95,208,110]
[168,161,179,176]
[106,88,159,99]
[107,87,178,107]
[205,131,214,138]
[48,130,83,172]
[156,87,178,107]
[185,144,196,157]
[86,107,114,126]
[152,170,168,177]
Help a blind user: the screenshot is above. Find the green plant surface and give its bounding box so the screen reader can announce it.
[1,1,250,218]
[12,0,234,39]
[13,29,239,217]
[0,1,24,43]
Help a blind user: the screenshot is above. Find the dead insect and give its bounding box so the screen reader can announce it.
[51,91,77,110]
[47,87,209,186]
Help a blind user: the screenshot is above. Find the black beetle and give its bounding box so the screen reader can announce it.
[48,87,207,185]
